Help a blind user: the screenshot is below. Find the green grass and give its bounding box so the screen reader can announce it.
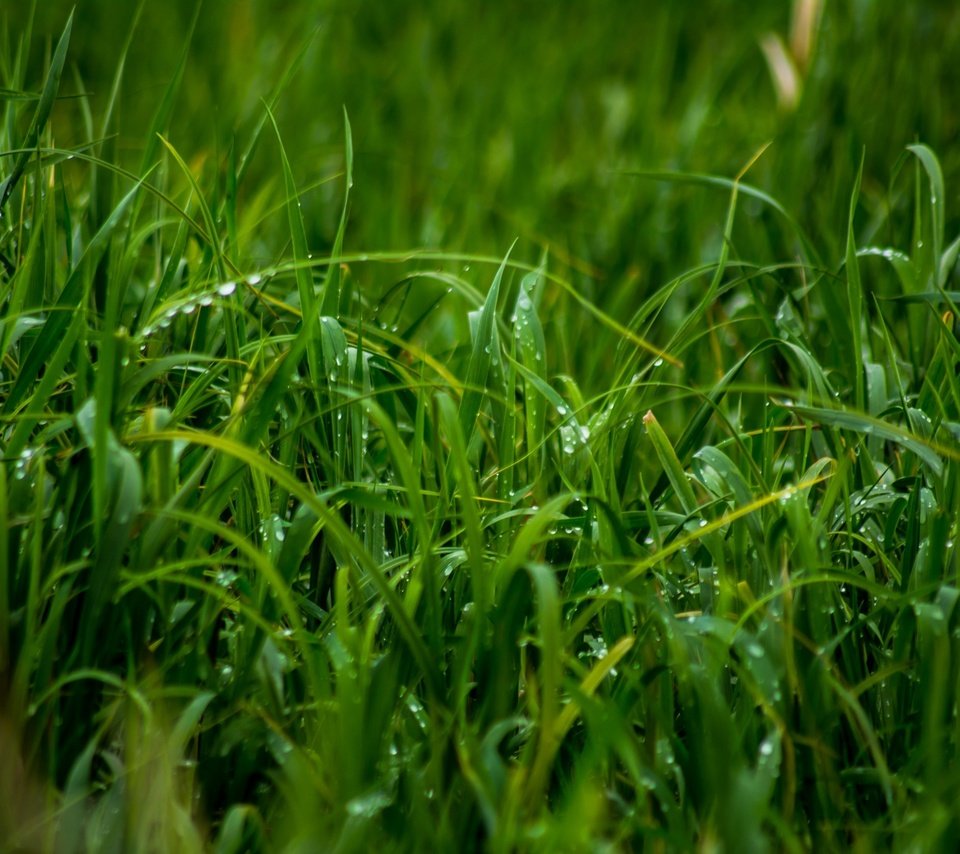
[3,1,960,850]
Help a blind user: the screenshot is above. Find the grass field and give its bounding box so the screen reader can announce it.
[3,1,960,850]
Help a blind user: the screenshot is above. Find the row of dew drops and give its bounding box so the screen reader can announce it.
[138,275,263,340]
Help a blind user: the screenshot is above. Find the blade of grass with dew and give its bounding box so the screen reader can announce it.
[459,245,513,445]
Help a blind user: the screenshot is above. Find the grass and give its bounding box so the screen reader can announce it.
[2,1,960,850]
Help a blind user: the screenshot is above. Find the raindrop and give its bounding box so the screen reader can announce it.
[217,281,237,296]
[15,448,34,479]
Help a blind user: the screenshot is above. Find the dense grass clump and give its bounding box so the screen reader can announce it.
[3,2,960,851]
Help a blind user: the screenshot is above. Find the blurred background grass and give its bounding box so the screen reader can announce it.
[11,0,960,280]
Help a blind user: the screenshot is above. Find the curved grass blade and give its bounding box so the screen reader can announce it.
[621,166,821,267]
[783,401,947,478]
